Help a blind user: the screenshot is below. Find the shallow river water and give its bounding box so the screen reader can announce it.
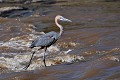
[0,1,120,80]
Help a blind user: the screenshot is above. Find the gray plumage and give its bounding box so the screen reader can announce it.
[23,15,72,70]
[29,31,59,48]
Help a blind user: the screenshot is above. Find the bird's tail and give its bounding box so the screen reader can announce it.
[29,40,36,49]
[29,45,34,49]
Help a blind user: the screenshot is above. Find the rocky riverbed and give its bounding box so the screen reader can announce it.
[0,0,120,80]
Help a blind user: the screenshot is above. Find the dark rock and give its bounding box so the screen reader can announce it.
[0,0,27,3]
[0,0,55,3]
[0,0,3,2]
[0,0,57,4]
[0,7,29,18]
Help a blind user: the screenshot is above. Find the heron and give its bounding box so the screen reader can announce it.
[23,15,72,70]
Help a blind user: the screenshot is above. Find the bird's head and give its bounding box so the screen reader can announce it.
[56,15,72,22]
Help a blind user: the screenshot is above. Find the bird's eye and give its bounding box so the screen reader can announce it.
[59,17,63,21]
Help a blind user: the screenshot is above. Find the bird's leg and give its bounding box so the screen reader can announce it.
[43,47,47,67]
[23,51,35,70]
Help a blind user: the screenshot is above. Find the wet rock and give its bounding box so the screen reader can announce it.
[31,0,56,4]
[0,0,119,3]
[0,0,27,3]
[31,0,45,3]
[0,7,23,12]
[0,0,3,2]
[0,7,28,18]
[0,0,56,3]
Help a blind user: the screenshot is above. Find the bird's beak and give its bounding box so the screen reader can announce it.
[60,17,72,22]
[64,18,72,22]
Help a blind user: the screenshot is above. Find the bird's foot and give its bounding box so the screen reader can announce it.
[23,64,30,70]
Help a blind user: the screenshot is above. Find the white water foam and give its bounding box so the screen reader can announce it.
[0,33,84,71]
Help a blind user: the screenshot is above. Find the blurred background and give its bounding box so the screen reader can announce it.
[0,0,120,80]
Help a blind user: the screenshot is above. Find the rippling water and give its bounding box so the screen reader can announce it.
[0,1,120,80]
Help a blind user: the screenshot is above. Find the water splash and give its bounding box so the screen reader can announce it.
[0,50,85,71]
[57,42,80,48]
[0,33,85,71]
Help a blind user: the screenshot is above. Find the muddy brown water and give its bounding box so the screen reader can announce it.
[0,1,120,80]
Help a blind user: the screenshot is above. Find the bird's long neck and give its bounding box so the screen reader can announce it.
[55,17,63,37]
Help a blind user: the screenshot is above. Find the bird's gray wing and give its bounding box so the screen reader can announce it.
[30,33,57,48]
[36,35,56,47]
